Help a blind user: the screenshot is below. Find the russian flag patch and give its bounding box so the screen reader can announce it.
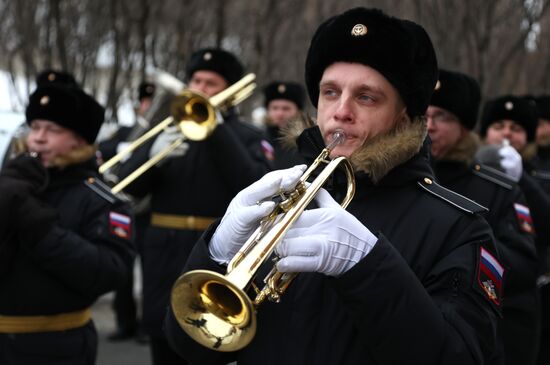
[477,246,504,306]
[514,203,534,234]
[109,211,131,240]
[261,139,275,161]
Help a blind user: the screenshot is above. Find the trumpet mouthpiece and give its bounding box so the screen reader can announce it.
[327,129,346,151]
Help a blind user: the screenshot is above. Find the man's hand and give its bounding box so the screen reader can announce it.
[149,126,189,160]
[1,153,48,192]
[275,188,378,277]
[499,144,522,182]
[209,165,307,265]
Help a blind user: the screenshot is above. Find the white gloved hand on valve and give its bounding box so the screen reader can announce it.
[275,188,378,277]
[209,165,307,265]
[149,126,189,160]
[498,143,523,182]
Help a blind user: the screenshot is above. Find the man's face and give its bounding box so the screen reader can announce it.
[426,105,466,159]
[485,119,527,151]
[26,119,85,167]
[188,70,228,97]
[317,62,405,157]
[138,97,152,117]
[266,99,299,128]
[536,119,550,143]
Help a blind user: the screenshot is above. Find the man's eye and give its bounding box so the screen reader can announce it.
[358,94,373,102]
[322,88,337,97]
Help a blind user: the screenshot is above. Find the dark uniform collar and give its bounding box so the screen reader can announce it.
[431,159,471,186]
[296,126,435,189]
[47,158,98,189]
[538,144,550,160]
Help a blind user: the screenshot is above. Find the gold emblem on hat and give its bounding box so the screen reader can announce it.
[351,24,368,37]
[435,80,441,90]
[40,95,50,105]
[277,84,286,94]
[47,73,56,82]
[203,52,212,61]
[505,101,514,110]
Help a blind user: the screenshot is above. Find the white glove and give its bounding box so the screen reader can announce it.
[209,165,307,265]
[498,144,523,182]
[149,126,189,160]
[275,188,378,277]
[116,142,132,163]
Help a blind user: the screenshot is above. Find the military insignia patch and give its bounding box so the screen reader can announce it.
[109,211,132,239]
[513,203,534,234]
[261,139,275,161]
[477,246,504,306]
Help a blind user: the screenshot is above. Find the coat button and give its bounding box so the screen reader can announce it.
[423,177,433,184]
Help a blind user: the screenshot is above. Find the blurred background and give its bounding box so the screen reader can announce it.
[0,0,549,125]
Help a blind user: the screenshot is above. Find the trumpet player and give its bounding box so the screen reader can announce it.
[165,7,503,365]
[0,81,135,364]
[117,48,272,364]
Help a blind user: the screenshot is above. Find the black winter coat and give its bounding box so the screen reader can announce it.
[118,110,272,337]
[433,159,539,365]
[0,156,135,315]
[164,127,502,365]
[265,125,306,170]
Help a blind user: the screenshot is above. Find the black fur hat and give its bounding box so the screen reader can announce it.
[264,81,306,110]
[26,85,104,144]
[305,7,438,118]
[186,48,244,85]
[480,95,538,142]
[430,69,481,130]
[35,69,78,87]
[535,95,550,120]
[138,81,156,101]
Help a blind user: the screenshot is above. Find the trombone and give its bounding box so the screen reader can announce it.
[170,130,356,352]
[99,73,257,194]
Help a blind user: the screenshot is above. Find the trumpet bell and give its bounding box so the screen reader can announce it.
[171,270,257,352]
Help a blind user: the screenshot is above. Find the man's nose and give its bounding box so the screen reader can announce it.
[334,95,353,123]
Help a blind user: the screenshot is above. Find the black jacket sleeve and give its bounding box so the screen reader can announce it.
[21,196,135,301]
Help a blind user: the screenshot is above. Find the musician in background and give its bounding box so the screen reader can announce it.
[427,70,539,365]
[479,96,550,365]
[262,81,306,169]
[2,70,79,167]
[118,48,272,364]
[0,81,134,364]
[164,8,502,364]
[99,81,156,164]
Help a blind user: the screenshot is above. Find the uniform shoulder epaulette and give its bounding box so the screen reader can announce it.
[84,177,119,204]
[417,177,488,214]
[471,163,515,190]
[532,169,550,181]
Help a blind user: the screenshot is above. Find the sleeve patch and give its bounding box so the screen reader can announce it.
[477,246,504,307]
[260,139,275,161]
[513,203,535,234]
[109,211,132,240]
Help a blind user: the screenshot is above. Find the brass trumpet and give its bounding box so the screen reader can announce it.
[170,130,355,352]
[99,73,256,194]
